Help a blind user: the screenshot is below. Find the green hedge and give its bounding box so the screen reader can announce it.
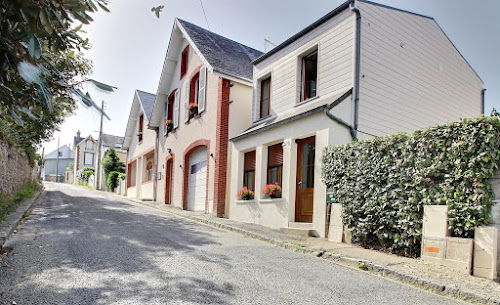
[321,117,500,257]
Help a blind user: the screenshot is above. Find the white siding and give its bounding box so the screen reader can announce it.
[253,9,355,121]
[357,1,483,137]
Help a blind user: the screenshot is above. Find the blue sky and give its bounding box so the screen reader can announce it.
[42,0,500,154]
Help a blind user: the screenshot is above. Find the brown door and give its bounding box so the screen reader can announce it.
[165,159,173,204]
[295,136,315,222]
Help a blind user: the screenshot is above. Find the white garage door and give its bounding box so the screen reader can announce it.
[187,147,207,211]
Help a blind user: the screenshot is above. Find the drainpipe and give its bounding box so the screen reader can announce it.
[351,0,361,140]
[152,127,159,202]
[481,89,486,115]
[324,107,356,140]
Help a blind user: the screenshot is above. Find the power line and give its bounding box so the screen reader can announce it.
[199,0,210,30]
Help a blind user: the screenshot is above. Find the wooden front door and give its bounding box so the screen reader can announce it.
[295,136,315,222]
[165,159,173,204]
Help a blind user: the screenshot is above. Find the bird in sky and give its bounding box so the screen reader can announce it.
[151,5,164,18]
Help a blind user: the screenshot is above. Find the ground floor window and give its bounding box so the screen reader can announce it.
[243,150,256,191]
[144,153,154,183]
[267,143,283,187]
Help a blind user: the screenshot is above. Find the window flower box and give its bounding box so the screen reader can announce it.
[188,103,198,116]
[262,183,282,198]
[237,187,254,200]
[164,119,173,133]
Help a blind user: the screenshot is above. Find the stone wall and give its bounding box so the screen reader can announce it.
[0,137,34,196]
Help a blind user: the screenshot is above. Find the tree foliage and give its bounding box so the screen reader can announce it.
[101,147,125,190]
[0,0,109,151]
[321,117,500,257]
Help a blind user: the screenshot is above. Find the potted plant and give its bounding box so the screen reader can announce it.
[188,103,198,116]
[237,187,254,200]
[262,183,282,198]
[136,132,143,142]
[164,119,173,133]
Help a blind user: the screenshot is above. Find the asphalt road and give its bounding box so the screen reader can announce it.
[0,183,466,305]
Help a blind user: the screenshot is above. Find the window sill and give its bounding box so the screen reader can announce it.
[295,95,320,107]
[142,181,153,185]
[252,114,276,126]
[236,199,256,204]
[260,197,284,204]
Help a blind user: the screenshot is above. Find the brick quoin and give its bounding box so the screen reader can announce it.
[164,154,175,204]
[182,139,210,210]
[213,78,231,217]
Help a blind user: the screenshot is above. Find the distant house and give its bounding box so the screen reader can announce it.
[73,133,98,181]
[228,0,484,237]
[43,145,74,182]
[95,133,126,190]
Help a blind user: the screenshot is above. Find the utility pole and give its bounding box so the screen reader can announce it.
[55,137,60,183]
[39,147,44,180]
[96,100,104,190]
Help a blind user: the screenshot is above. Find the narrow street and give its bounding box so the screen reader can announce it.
[0,183,465,305]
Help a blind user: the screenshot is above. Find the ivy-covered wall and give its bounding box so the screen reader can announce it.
[321,117,500,257]
[0,136,35,196]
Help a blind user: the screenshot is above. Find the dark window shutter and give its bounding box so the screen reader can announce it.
[268,143,283,166]
[244,151,256,171]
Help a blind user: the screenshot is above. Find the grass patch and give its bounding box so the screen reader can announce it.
[0,180,40,223]
[290,242,307,248]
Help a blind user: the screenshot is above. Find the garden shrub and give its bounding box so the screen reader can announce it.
[321,117,500,257]
[106,171,121,191]
[77,167,94,183]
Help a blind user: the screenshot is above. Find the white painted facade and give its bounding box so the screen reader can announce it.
[124,91,157,200]
[228,0,483,237]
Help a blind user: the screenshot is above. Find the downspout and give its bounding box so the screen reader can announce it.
[153,128,159,202]
[481,88,486,115]
[324,107,356,140]
[351,0,361,140]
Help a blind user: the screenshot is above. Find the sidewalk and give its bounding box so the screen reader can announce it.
[118,195,499,304]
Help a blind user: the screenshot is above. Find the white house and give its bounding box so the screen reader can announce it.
[123,19,262,215]
[43,144,74,182]
[228,0,484,237]
[122,90,157,200]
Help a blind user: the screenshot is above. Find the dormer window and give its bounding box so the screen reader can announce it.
[180,45,189,79]
[260,77,271,119]
[301,50,318,101]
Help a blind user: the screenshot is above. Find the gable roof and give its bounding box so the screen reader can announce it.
[136,90,156,122]
[177,19,263,80]
[122,90,156,150]
[100,133,124,149]
[45,145,74,160]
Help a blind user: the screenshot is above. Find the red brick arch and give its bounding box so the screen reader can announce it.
[182,139,210,210]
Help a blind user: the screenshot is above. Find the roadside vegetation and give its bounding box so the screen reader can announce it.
[322,116,500,257]
[0,0,109,163]
[0,180,41,223]
[101,147,125,191]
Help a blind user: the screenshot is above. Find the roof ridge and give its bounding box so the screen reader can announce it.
[177,18,262,55]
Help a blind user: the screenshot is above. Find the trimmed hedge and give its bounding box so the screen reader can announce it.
[321,117,500,257]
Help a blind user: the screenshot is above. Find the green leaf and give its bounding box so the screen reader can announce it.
[8,108,24,126]
[28,34,42,59]
[88,79,116,92]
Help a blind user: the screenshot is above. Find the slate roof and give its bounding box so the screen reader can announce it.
[178,19,263,80]
[73,135,84,148]
[136,90,156,122]
[100,134,124,149]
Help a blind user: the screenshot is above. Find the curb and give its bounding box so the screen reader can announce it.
[112,193,498,304]
[0,188,43,251]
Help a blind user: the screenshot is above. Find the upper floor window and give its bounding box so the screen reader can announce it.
[188,72,200,120]
[84,153,94,166]
[267,143,283,188]
[301,50,318,101]
[86,140,93,150]
[180,45,189,79]
[58,151,63,157]
[164,90,176,134]
[243,151,256,192]
[138,113,144,143]
[260,77,271,119]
